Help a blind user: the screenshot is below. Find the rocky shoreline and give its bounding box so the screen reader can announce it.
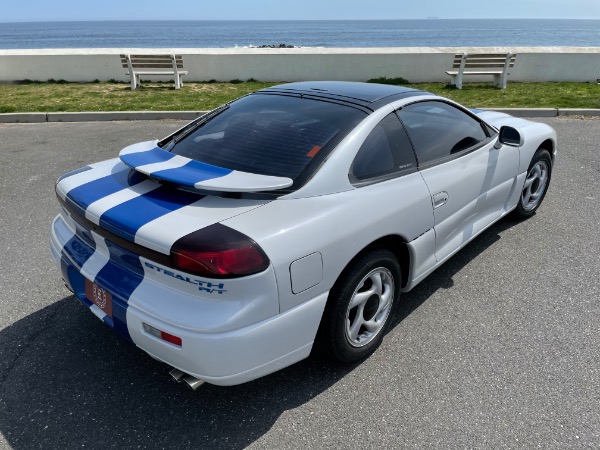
[253,44,296,48]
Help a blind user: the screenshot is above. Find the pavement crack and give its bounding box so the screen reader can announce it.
[0,301,67,385]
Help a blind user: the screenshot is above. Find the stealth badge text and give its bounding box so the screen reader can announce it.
[144,262,227,294]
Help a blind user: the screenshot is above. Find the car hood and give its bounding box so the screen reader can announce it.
[470,109,538,130]
[55,157,269,255]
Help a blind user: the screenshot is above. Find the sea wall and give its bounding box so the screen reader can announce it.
[1,47,599,83]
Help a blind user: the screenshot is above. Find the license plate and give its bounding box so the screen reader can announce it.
[85,279,113,319]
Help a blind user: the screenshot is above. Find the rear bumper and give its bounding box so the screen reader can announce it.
[126,291,328,385]
[50,212,328,385]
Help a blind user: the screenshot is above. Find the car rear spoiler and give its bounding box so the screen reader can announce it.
[119,141,293,193]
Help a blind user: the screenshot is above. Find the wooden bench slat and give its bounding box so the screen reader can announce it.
[121,61,183,67]
[128,60,183,64]
[122,63,185,69]
[453,57,516,63]
[121,54,182,58]
[121,65,185,70]
[126,70,189,73]
[453,63,514,69]
[447,70,511,75]
[128,57,183,62]
[465,53,510,57]
[129,65,185,68]
[453,54,516,59]
[453,55,511,59]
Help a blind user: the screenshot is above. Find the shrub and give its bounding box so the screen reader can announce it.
[367,76,410,85]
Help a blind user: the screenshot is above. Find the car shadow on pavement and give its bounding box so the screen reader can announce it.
[0,218,517,450]
[389,217,516,331]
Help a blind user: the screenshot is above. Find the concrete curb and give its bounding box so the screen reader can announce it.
[488,108,560,118]
[557,108,600,117]
[1,108,600,123]
[0,111,206,123]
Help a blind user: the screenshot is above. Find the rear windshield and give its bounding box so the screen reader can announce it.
[164,94,367,180]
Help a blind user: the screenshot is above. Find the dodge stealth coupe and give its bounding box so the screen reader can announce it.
[50,82,556,388]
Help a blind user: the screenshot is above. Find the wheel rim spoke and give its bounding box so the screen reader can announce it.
[522,186,532,205]
[345,267,395,348]
[348,304,365,342]
[378,286,393,312]
[349,290,373,309]
[521,160,549,211]
[363,319,380,333]
[370,272,383,296]
[523,175,536,189]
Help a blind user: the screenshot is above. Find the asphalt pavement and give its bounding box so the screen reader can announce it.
[0,118,598,449]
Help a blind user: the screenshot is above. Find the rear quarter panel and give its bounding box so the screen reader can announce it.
[222,172,434,313]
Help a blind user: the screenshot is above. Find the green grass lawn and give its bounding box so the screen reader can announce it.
[1,79,599,113]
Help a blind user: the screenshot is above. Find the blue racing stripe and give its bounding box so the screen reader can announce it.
[62,234,96,269]
[62,254,118,330]
[99,186,203,241]
[64,262,86,300]
[61,238,139,342]
[66,162,146,210]
[60,257,74,292]
[94,240,145,341]
[151,159,232,187]
[120,147,176,167]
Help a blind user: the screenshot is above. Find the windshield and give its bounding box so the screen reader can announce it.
[164,93,367,180]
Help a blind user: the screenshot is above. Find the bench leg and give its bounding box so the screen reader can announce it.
[130,74,136,90]
[493,73,508,89]
[498,73,508,89]
[493,74,501,88]
[448,73,464,89]
[175,75,181,90]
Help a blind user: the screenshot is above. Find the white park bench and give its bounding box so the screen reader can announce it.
[120,54,188,90]
[446,52,516,89]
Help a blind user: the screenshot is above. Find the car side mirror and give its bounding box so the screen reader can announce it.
[498,126,523,147]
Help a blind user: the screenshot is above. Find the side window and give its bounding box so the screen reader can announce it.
[352,113,417,181]
[397,101,488,166]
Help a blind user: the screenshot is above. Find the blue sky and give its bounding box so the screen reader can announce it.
[2,0,599,21]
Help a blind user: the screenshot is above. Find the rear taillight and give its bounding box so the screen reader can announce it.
[171,224,269,278]
[143,323,182,346]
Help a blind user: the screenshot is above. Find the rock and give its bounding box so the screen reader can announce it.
[256,44,296,48]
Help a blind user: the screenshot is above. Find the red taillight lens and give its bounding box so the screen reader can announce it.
[174,246,267,276]
[143,323,182,347]
[160,331,182,347]
[171,224,269,278]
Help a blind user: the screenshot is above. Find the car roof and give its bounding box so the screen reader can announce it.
[260,81,429,111]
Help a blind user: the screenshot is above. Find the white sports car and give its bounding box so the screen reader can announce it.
[50,82,556,388]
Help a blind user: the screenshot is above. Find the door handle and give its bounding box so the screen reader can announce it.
[432,191,449,209]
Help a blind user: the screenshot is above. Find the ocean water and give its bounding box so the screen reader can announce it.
[0,19,599,49]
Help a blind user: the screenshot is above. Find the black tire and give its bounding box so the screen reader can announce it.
[512,148,552,219]
[316,248,401,363]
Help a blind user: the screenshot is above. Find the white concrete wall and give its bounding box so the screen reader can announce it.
[1,47,599,83]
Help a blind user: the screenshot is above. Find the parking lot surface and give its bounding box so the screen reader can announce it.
[0,118,598,449]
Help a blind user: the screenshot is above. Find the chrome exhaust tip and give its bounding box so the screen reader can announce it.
[168,368,204,390]
[169,368,185,382]
[183,375,204,390]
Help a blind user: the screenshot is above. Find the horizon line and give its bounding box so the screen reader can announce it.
[1,18,599,24]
